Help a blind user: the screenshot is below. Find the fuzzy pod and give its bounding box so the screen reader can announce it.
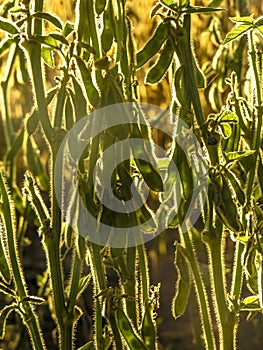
[136,21,170,68]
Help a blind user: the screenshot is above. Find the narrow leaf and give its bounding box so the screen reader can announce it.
[0,305,15,339]
[224,150,255,161]
[230,16,254,24]
[0,17,19,34]
[184,6,225,14]
[32,12,63,29]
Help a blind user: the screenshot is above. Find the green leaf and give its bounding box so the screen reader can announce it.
[77,341,94,350]
[32,12,63,29]
[224,24,252,44]
[62,21,74,38]
[49,33,69,46]
[257,25,263,37]
[219,123,232,138]
[0,305,15,339]
[0,37,17,57]
[236,233,250,243]
[77,275,91,299]
[184,6,225,14]
[41,46,54,67]
[21,296,45,304]
[224,150,255,161]
[0,17,19,34]
[241,296,262,311]
[230,16,254,24]
[31,34,61,48]
[220,110,239,123]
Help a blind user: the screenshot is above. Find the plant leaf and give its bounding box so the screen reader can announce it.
[184,6,225,14]
[41,46,54,67]
[230,16,254,24]
[32,12,63,29]
[77,341,94,350]
[0,17,19,34]
[224,24,252,44]
[220,110,239,123]
[0,305,15,339]
[224,150,255,161]
[0,37,18,57]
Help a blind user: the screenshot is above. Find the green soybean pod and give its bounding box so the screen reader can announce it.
[172,143,193,201]
[174,65,191,108]
[101,5,113,52]
[65,93,75,131]
[172,243,191,319]
[141,300,156,349]
[215,176,242,232]
[75,56,100,108]
[116,306,148,350]
[95,0,107,15]
[224,169,245,205]
[146,35,174,84]
[70,77,88,121]
[131,124,163,192]
[136,21,170,68]
[26,86,57,136]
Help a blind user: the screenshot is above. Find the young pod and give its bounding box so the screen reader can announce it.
[136,21,170,68]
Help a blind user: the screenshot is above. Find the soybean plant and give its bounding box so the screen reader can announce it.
[138,1,263,349]
[0,0,160,349]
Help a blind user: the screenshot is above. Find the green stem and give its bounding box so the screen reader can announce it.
[0,173,46,350]
[230,241,245,301]
[180,228,216,350]
[137,244,150,304]
[207,221,237,350]
[67,249,83,313]
[246,30,263,203]
[87,243,107,350]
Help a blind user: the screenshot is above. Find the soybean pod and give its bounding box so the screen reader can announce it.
[136,21,170,68]
[116,305,148,350]
[172,243,191,319]
[141,300,157,349]
[131,123,163,192]
[146,35,174,84]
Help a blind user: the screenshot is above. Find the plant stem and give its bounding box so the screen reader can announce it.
[0,172,46,350]
[180,228,216,350]
[206,221,237,350]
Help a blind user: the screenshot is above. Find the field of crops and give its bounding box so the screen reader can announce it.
[0,0,263,349]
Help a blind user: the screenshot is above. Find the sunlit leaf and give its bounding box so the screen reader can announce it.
[0,17,19,34]
[224,24,252,44]
[0,37,17,57]
[32,12,63,29]
[220,110,239,123]
[230,16,254,24]
[41,46,54,67]
[224,150,255,161]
